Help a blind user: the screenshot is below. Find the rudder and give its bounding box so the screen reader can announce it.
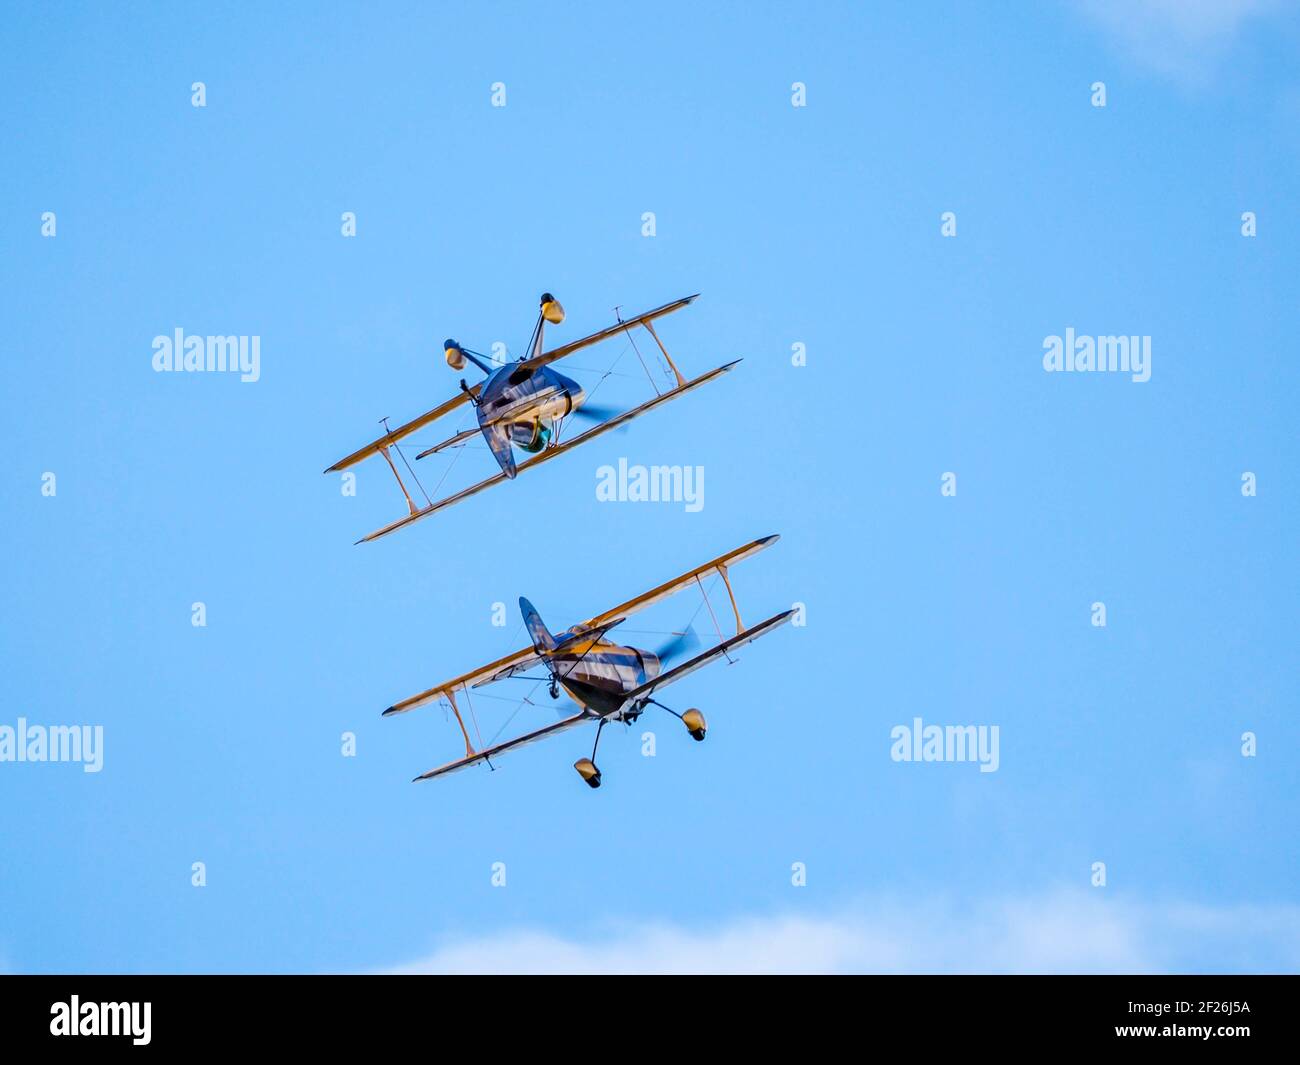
[519,597,556,653]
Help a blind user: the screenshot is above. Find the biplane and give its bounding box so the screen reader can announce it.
[325,292,738,544]
[382,534,793,788]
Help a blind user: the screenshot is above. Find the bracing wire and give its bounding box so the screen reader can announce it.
[393,442,433,507]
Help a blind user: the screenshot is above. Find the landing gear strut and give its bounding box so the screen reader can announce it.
[574,719,606,788]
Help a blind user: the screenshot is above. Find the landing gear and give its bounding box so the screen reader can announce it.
[682,708,707,742]
[574,719,607,789]
[573,757,601,788]
[648,699,707,741]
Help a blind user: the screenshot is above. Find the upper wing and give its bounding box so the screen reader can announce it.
[355,359,739,543]
[412,712,590,781]
[325,388,479,474]
[578,532,782,630]
[513,294,699,376]
[382,644,538,717]
[616,609,795,710]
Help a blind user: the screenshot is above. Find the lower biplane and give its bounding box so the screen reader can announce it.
[382,535,793,788]
[326,291,738,544]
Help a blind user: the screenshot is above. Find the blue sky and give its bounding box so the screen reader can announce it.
[1,1,1297,973]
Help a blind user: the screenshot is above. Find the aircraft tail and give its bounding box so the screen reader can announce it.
[519,597,556,653]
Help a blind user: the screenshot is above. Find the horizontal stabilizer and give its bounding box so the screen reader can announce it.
[554,617,626,650]
[414,427,479,460]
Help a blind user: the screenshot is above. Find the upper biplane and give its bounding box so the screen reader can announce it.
[325,292,738,544]
[382,534,793,788]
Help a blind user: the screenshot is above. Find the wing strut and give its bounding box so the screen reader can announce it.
[693,562,745,663]
[378,445,419,516]
[717,563,744,635]
[641,318,687,389]
[372,417,433,517]
[444,689,474,757]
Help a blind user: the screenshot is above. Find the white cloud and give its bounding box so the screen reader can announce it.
[381,890,1300,975]
[1075,0,1287,83]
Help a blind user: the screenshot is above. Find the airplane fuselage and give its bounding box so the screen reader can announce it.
[544,635,662,719]
[478,363,585,453]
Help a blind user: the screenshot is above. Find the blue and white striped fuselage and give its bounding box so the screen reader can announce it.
[547,639,662,720]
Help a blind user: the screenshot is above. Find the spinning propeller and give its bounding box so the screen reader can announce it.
[653,626,700,666]
[568,401,622,424]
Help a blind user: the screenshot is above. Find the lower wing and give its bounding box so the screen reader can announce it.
[356,360,740,544]
[412,712,591,782]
